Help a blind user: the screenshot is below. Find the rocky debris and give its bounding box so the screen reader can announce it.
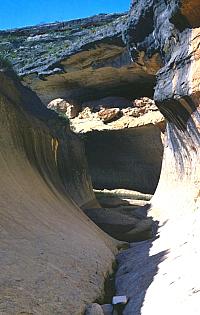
[112,296,128,314]
[70,97,164,133]
[112,295,128,305]
[121,97,158,117]
[47,98,80,118]
[94,191,151,209]
[133,96,157,110]
[98,108,122,123]
[85,303,104,315]
[95,193,151,209]
[85,303,117,315]
[78,107,95,119]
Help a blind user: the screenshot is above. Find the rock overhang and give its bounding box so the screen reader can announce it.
[0,12,162,105]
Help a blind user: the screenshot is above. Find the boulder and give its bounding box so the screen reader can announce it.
[78,107,95,119]
[47,98,80,118]
[85,303,104,315]
[98,108,122,123]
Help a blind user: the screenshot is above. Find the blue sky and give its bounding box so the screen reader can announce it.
[0,0,130,30]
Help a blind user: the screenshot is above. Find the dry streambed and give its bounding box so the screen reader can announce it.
[84,188,156,315]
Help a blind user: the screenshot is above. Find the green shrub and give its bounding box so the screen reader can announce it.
[0,54,13,70]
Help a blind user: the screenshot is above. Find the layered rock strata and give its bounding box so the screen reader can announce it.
[0,14,161,105]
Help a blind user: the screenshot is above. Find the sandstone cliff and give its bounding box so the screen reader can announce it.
[0,70,117,315]
[114,1,200,314]
[0,1,199,314]
[124,0,200,218]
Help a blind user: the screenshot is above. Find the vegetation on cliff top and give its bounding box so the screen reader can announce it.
[0,54,13,70]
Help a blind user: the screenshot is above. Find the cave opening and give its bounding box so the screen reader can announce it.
[80,120,164,242]
[46,78,165,243]
[63,91,166,243]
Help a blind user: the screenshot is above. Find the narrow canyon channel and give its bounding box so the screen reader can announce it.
[0,0,199,314]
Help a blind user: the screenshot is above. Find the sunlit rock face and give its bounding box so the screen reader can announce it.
[125,0,200,226]
[125,0,200,215]
[153,27,200,217]
[115,1,200,315]
[0,70,117,315]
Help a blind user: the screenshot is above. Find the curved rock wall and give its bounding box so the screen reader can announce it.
[115,2,200,314]
[152,26,200,217]
[125,0,200,218]
[0,70,117,315]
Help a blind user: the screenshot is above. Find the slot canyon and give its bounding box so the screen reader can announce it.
[0,1,199,315]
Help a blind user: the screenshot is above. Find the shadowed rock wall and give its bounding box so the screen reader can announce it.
[84,125,163,194]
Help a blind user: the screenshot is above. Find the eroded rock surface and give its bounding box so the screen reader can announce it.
[0,1,199,314]
[115,1,200,314]
[0,70,118,315]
